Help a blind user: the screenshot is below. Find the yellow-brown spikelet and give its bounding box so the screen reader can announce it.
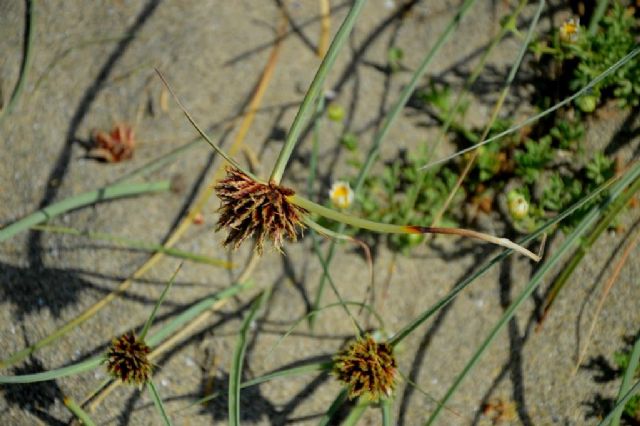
[333,334,397,401]
[214,167,307,253]
[105,332,152,386]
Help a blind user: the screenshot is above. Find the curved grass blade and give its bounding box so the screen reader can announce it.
[0,0,35,127]
[32,224,233,268]
[229,290,269,426]
[0,356,102,383]
[139,264,181,341]
[318,389,348,426]
[293,195,539,261]
[387,165,627,348]
[597,380,640,426]
[611,334,640,426]
[155,70,257,181]
[424,163,640,425]
[63,396,97,426]
[0,180,170,243]
[422,47,640,170]
[269,0,367,184]
[148,379,173,426]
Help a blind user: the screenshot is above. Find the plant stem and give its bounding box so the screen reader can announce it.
[611,335,640,426]
[0,180,170,243]
[292,194,539,261]
[269,0,367,184]
[0,0,35,127]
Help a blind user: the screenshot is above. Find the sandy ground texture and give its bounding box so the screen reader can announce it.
[1,1,639,425]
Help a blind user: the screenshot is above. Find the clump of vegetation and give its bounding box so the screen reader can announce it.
[332,2,635,254]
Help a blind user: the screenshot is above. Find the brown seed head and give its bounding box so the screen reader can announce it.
[105,332,152,386]
[214,167,307,254]
[333,334,397,401]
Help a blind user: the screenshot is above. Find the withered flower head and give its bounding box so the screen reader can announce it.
[89,123,135,163]
[105,332,152,386]
[333,334,397,401]
[214,167,307,253]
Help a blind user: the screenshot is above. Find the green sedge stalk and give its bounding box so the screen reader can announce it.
[0,180,171,243]
[291,194,540,261]
[63,396,97,426]
[269,0,367,184]
[422,46,640,170]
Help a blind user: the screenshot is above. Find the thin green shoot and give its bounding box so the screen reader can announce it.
[229,290,269,426]
[148,379,173,426]
[611,334,640,426]
[139,264,182,341]
[421,47,640,169]
[63,396,97,426]
[31,224,233,268]
[0,356,103,384]
[0,0,35,127]
[269,0,367,184]
[264,301,384,361]
[597,380,640,426]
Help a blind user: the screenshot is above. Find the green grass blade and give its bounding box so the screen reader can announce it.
[318,389,348,426]
[598,380,640,426]
[424,163,640,425]
[32,224,233,268]
[139,264,181,341]
[611,335,640,426]
[146,280,252,347]
[63,396,97,426]
[269,0,367,184]
[356,0,478,189]
[148,379,173,426]
[588,0,609,36]
[423,46,640,169]
[266,301,384,359]
[387,166,628,348]
[381,397,393,426]
[343,398,369,426]
[0,180,170,243]
[0,356,102,383]
[0,0,35,127]
[185,361,332,408]
[229,291,269,426]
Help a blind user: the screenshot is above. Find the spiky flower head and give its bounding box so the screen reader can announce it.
[333,334,397,401]
[214,167,307,254]
[105,332,152,386]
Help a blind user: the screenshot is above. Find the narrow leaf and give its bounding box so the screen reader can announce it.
[148,379,173,426]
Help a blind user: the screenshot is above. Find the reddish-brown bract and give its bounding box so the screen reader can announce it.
[214,167,308,254]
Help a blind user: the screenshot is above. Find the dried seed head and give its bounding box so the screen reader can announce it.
[333,334,397,401]
[89,123,135,163]
[214,167,307,254]
[105,332,152,386]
